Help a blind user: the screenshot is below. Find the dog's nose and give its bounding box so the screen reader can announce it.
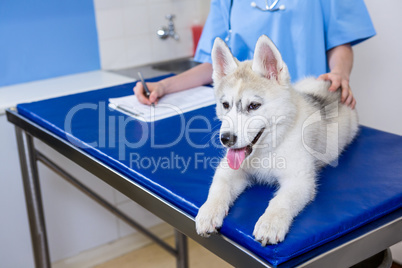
[221,132,237,147]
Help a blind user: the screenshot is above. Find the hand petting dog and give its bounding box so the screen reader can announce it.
[317,44,356,109]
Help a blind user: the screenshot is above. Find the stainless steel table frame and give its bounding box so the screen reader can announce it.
[7,108,402,268]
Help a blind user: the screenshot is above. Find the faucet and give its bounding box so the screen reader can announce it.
[157,14,179,41]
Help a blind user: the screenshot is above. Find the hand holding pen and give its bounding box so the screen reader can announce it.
[133,72,164,106]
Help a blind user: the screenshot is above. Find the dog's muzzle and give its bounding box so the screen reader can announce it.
[220,132,237,147]
[226,128,265,170]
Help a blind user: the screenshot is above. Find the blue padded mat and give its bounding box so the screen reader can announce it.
[17,76,402,266]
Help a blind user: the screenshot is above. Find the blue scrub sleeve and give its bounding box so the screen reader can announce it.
[194,0,228,63]
[322,0,376,50]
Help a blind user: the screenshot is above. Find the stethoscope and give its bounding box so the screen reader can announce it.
[251,0,285,12]
[225,0,285,42]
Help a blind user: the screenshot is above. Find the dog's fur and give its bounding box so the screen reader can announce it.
[195,35,358,245]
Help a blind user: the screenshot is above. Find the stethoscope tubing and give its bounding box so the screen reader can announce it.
[250,0,285,12]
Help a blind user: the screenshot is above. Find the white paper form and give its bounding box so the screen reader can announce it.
[108,86,216,122]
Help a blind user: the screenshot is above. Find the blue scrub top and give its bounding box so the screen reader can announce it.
[195,0,376,82]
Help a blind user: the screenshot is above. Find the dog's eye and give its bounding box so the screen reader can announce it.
[248,102,261,112]
[222,102,230,109]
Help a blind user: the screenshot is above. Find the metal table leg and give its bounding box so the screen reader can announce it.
[15,125,189,268]
[175,230,189,268]
[15,127,51,268]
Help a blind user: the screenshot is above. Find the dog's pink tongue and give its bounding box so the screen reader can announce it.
[227,148,247,170]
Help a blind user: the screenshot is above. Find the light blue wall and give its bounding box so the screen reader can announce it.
[0,0,100,87]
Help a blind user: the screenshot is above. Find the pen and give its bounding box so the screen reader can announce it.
[137,72,155,107]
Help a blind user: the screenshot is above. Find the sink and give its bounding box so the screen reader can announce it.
[109,57,201,80]
[152,58,200,73]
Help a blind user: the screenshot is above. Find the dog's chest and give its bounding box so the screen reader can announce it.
[242,158,282,185]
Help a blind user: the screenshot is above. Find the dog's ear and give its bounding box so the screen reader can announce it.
[252,35,287,83]
[212,37,238,82]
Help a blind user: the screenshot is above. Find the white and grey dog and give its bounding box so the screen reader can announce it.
[195,35,358,245]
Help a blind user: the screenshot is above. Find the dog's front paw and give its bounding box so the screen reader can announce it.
[195,201,228,237]
[253,210,292,246]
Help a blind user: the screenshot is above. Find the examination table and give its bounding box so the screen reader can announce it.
[6,75,402,268]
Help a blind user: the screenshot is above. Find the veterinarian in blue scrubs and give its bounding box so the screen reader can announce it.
[134,0,375,109]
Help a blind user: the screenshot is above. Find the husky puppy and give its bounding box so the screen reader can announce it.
[195,35,358,245]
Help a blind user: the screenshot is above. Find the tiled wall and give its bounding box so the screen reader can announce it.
[94,0,210,70]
